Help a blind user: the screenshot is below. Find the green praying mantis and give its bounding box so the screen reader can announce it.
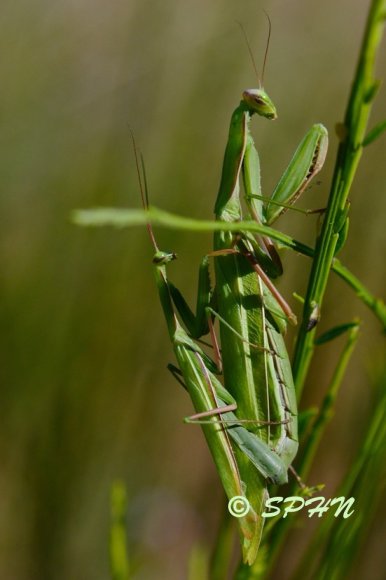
[130,57,328,560]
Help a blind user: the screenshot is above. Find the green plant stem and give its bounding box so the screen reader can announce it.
[188,545,210,580]
[292,0,386,396]
[73,206,312,250]
[209,501,235,580]
[109,481,130,580]
[292,369,386,580]
[73,206,386,330]
[332,258,386,329]
[298,324,360,480]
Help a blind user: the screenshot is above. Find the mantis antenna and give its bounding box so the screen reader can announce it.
[129,128,159,252]
[237,21,261,87]
[261,10,272,86]
[237,11,272,88]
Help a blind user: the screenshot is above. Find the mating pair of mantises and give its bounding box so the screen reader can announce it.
[133,62,328,563]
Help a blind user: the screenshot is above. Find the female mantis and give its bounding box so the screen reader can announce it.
[209,86,327,561]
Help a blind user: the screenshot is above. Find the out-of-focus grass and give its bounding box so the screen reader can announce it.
[0,1,385,578]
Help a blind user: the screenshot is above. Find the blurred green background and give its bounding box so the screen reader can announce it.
[1,0,385,578]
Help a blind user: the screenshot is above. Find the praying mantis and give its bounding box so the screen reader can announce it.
[130,62,328,561]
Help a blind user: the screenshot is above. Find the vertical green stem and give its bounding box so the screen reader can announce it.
[293,0,386,396]
[292,373,386,579]
[110,481,130,580]
[298,324,360,480]
[209,500,235,580]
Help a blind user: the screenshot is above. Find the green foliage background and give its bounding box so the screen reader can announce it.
[0,0,385,578]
